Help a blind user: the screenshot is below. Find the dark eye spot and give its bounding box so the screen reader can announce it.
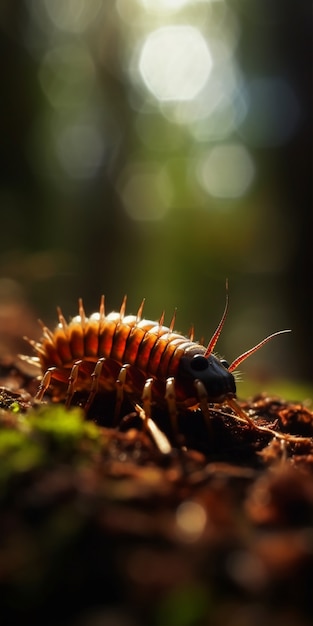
[220,359,229,369]
[190,355,209,371]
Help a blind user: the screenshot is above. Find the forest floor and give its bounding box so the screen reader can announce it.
[0,358,313,626]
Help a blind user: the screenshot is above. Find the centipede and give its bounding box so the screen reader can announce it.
[21,288,306,452]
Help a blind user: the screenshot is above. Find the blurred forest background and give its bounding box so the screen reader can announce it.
[0,0,311,388]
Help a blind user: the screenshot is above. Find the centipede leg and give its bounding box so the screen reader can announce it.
[194,379,212,433]
[165,377,180,442]
[85,358,106,412]
[134,402,172,455]
[114,364,131,424]
[35,367,57,402]
[141,377,153,432]
[65,360,82,408]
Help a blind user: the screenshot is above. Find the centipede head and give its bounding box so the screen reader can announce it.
[178,282,291,406]
[178,279,235,402]
[178,350,236,403]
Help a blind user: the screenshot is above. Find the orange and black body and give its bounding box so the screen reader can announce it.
[23,293,290,440]
[28,301,236,409]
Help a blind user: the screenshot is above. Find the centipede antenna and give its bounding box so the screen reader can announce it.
[136,298,145,323]
[169,308,177,333]
[228,329,291,373]
[204,279,229,357]
[38,319,54,341]
[158,310,165,327]
[188,324,195,342]
[99,295,105,321]
[56,306,68,332]
[120,295,127,319]
[78,298,86,328]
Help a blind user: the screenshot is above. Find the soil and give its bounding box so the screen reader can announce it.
[0,358,312,626]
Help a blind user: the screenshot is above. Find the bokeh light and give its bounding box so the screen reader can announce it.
[28,0,103,34]
[0,0,311,383]
[196,144,255,198]
[176,500,207,542]
[55,123,105,179]
[43,0,103,33]
[239,77,301,147]
[117,162,172,221]
[38,44,95,109]
[136,0,194,14]
[139,26,212,101]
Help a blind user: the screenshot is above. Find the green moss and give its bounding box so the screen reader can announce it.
[0,405,103,495]
[0,428,44,486]
[28,404,99,443]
